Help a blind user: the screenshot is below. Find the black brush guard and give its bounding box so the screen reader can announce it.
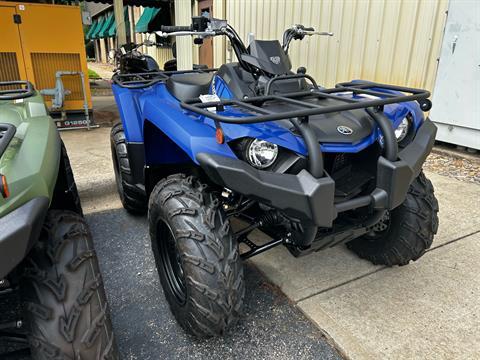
[0,123,16,158]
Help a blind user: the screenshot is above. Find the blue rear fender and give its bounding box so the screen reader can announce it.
[112,84,145,142]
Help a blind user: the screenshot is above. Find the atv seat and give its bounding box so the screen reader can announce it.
[166,73,213,101]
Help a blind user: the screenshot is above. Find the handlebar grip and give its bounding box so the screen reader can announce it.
[160,25,192,32]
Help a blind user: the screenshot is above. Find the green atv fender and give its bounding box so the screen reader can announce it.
[0,92,61,218]
[0,92,61,277]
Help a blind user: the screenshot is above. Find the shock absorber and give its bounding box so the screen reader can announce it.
[234,211,285,239]
[257,211,284,227]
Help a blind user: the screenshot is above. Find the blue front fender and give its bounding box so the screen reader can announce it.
[140,85,238,164]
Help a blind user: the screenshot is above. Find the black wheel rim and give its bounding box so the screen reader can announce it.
[157,220,187,305]
[366,211,391,240]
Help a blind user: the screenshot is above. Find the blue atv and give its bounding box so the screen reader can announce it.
[110,17,439,337]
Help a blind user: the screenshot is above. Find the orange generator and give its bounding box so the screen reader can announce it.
[0,1,93,128]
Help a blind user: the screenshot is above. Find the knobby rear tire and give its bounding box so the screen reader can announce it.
[110,122,147,214]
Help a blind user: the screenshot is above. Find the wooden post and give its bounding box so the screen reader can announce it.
[113,0,126,46]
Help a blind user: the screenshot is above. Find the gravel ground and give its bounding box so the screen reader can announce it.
[425,150,480,184]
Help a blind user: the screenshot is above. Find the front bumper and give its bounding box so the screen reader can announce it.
[0,197,49,278]
[197,119,437,228]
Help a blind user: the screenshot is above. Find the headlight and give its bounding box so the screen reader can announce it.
[395,117,410,142]
[246,139,278,169]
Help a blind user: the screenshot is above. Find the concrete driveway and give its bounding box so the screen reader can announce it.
[61,124,480,360]
[249,172,480,359]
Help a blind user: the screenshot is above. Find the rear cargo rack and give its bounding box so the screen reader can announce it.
[181,81,432,123]
[0,81,35,100]
[0,123,16,157]
[112,68,218,89]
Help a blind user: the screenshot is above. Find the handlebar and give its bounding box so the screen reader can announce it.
[160,25,192,32]
[282,25,333,53]
[156,30,217,38]
[115,18,332,77]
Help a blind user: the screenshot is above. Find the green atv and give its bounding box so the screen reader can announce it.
[0,81,118,359]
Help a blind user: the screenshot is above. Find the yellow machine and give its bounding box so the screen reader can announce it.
[0,1,92,124]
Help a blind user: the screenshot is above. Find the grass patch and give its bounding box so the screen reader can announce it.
[88,68,101,79]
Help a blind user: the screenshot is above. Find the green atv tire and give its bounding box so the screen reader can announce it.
[21,210,119,359]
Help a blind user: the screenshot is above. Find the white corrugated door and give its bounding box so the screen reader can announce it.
[430,0,480,149]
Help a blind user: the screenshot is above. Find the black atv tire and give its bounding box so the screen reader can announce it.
[347,171,439,266]
[149,174,245,337]
[110,122,147,214]
[21,210,118,359]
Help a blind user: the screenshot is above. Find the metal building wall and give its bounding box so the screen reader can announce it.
[224,0,449,90]
[144,45,174,66]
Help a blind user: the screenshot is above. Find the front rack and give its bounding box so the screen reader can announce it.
[183,80,431,178]
[181,81,432,124]
[0,81,35,100]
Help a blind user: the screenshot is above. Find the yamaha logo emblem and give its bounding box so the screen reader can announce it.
[269,56,281,64]
[337,125,353,135]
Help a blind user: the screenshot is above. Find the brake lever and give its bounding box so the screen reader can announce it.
[305,31,334,36]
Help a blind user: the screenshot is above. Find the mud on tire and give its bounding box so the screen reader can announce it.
[21,210,118,359]
[110,122,147,214]
[149,174,245,337]
[347,171,439,266]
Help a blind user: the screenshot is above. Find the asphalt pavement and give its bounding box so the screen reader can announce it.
[86,207,341,360]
